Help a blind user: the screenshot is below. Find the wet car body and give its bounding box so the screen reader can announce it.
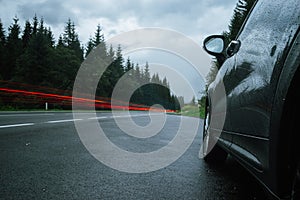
[202,0,300,199]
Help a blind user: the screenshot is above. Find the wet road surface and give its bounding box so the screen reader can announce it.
[0,111,268,199]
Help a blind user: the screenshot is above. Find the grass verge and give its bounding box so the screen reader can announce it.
[177,105,205,119]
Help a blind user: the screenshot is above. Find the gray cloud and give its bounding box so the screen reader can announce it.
[64,0,236,43]
[17,0,77,26]
[1,0,236,42]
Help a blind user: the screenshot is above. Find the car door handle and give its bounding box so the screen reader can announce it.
[226,40,241,57]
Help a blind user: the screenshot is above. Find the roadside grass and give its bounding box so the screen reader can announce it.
[177,104,205,119]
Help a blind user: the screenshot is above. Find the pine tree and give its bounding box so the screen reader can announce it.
[0,20,5,45]
[4,17,22,80]
[151,73,160,84]
[96,44,114,98]
[87,24,106,58]
[32,15,38,35]
[0,19,6,79]
[94,24,104,46]
[63,19,73,47]
[57,35,64,47]
[225,0,256,42]
[107,44,115,63]
[86,36,94,57]
[135,63,141,81]
[52,45,81,90]
[22,20,32,49]
[45,27,55,47]
[143,62,151,83]
[114,45,124,75]
[16,17,55,85]
[206,61,219,86]
[38,18,45,34]
[63,19,83,61]
[125,57,133,72]
[103,45,124,97]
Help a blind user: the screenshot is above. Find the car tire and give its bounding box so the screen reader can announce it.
[282,74,300,200]
[290,89,300,200]
[202,99,227,163]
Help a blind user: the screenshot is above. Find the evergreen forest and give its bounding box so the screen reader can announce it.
[0,16,180,111]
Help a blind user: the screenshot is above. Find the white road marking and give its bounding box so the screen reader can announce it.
[46,119,83,124]
[0,123,35,129]
[88,114,152,120]
[88,116,109,120]
[0,113,166,129]
[112,113,162,118]
[0,113,55,117]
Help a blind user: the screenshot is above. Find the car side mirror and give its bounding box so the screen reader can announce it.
[203,35,225,55]
[203,35,226,68]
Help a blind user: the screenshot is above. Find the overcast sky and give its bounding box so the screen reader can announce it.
[0,0,237,102]
[0,0,236,44]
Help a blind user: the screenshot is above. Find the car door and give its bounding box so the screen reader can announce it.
[227,0,299,171]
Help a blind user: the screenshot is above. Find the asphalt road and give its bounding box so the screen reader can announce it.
[0,111,268,200]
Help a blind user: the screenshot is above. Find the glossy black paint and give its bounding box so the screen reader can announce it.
[204,0,300,198]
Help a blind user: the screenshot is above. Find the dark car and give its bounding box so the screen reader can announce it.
[201,0,300,199]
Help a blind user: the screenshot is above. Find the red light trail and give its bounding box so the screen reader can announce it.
[0,86,175,112]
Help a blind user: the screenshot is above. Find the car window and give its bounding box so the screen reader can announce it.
[236,0,300,85]
[239,0,299,48]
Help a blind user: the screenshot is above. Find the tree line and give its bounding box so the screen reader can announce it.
[0,16,180,110]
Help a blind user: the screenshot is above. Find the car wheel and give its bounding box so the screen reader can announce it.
[202,100,227,163]
[284,78,300,200]
[291,96,300,199]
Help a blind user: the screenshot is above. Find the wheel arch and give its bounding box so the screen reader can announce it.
[269,30,300,198]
